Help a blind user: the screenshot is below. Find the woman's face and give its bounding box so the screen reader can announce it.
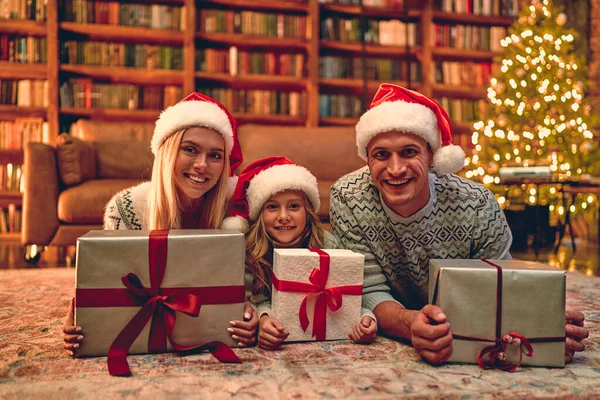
[261,190,307,244]
[173,127,225,201]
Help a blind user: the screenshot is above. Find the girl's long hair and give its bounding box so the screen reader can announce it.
[147,128,231,229]
[246,192,324,297]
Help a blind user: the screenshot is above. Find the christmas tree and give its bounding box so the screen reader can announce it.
[465,0,599,217]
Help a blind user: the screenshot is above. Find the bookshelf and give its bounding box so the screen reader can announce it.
[0,0,519,238]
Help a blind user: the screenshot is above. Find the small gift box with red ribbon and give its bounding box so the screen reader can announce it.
[271,248,364,342]
[429,259,566,371]
[74,229,245,376]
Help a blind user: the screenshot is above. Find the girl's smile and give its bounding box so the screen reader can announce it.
[261,190,307,244]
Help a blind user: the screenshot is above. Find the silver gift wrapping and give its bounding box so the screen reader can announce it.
[428,259,565,367]
[74,229,245,357]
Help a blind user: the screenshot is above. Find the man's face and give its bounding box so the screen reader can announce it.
[366,131,432,217]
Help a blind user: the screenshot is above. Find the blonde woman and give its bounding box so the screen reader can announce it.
[222,156,378,349]
[63,93,258,354]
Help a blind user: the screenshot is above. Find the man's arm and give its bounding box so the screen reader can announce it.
[329,185,396,311]
[471,188,513,259]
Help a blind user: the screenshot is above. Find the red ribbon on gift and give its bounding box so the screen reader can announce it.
[76,229,243,376]
[271,248,362,340]
[432,258,565,372]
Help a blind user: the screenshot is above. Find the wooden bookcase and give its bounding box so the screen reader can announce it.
[0,0,517,238]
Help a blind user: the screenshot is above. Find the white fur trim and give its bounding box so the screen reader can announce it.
[152,100,233,155]
[355,100,440,160]
[246,164,320,220]
[227,175,238,200]
[221,216,249,233]
[433,144,466,174]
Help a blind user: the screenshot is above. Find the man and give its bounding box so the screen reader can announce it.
[330,83,588,365]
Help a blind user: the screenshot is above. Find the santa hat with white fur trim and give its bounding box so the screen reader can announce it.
[152,92,243,174]
[222,156,320,233]
[356,83,465,174]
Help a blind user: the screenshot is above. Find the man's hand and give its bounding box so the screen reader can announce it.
[258,316,289,349]
[63,298,83,357]
[349,315,377,344]
[227,303,258,347]
[565,310,588,363]
[410,304,453,365]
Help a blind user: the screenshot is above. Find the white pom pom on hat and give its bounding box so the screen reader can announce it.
[355,83,465,174]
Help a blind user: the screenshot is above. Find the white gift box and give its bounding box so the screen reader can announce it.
[271,248,364,342]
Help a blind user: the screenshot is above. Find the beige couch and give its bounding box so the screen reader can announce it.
[22,120,365,258]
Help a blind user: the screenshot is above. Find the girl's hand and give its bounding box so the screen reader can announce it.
[258,316,289,349]
[63,298,84,356]
[348,315,377,344]
[228,303,258,347]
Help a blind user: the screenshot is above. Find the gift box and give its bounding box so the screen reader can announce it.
[428,259,566,370]
[271,248,364,342]
[74,229,245,375]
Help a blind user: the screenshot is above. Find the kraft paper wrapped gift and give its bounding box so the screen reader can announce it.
[271,248,364,342]
[428,259,566,369]
[74,229,245,374]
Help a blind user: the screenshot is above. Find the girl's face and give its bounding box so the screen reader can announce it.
[261,190,307,244]
[174,127,225,202]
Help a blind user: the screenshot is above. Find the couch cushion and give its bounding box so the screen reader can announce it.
[237,125,365,181]
[56,133,96,186]
[70,119,154,179]
[58,179,141,223]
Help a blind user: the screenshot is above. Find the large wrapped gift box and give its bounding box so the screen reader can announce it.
[74,230,245,363]
[428,259,566,369]
[271,248,364,342]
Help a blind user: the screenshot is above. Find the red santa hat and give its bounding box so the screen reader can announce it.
[221,156,320,233]
[356,83,465,174]
[152,92,243,174]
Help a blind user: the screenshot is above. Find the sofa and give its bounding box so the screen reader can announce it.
[22,120,365,257]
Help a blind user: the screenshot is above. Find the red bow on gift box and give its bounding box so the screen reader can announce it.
[271,248,363,340]
[76,230,242,376]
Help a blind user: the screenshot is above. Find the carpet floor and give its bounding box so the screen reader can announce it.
[1,268,599,400]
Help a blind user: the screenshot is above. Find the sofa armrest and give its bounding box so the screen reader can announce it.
[22,142,60,246]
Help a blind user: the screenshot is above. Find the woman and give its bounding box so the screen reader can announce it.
[63,92,257,354]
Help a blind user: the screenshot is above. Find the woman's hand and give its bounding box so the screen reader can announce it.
[349,315,377,344]
[227,303,258,347]
[63,298,84,357]
[258,316,289,349]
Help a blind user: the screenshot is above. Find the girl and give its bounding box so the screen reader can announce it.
[222,156,377,349]
[63,92,258,354]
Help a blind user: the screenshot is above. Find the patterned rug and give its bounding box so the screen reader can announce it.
[1,268,599,400]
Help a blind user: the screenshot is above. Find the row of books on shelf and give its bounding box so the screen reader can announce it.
[60,41,184,70]
[0,118,49,150]
[432,24,507,52]
[0,205,21,234]
[0,163,22,193]
[319,94,362,118]
[0,36,48,64]
[199,47,305,78]
[202,88,306,118]
[0,79,48,108]
[321,17,420,46]
[318,0,419,7]
[436,97,485,123]
[434,61,495,87]
[200,10,306,40]
[433,0,520,16]
[320,56,421,81]
[60,0,185,30]
[0,0,46,21]
[60,80,181,110]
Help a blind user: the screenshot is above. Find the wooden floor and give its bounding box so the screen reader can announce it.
[2,235,599,276]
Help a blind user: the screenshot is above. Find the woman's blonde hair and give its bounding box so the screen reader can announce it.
[147,128,231,229]
[246,192,324,297]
